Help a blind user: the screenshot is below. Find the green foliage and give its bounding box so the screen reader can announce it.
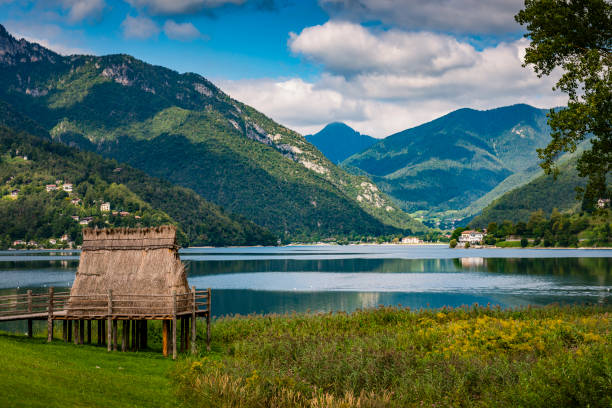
[474,208,611,248]
[0,125,277,247]
[449,239,457,248]
[516,0,612,201]
[471,156,591,226]
[342,104,553,221]
[175,305,612,407]
[0,27,426,241]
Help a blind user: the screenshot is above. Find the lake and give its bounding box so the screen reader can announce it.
[1,245,611,325]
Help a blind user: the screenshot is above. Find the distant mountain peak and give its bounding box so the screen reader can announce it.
[306,122,378,164]
[0,24,60,66]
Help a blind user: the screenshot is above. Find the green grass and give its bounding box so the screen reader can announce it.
[177,305,612,407]
[0,333,177,408]
[2,306,611,407]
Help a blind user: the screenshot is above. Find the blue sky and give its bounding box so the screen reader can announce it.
[0,0,565,137]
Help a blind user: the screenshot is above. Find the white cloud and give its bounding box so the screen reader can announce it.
[62,0,106,23]
[121,15,160,39]
[319,0,525,35]
[163,20,204,41]
[221,22,566,137]
[289,21,478,76]
[126,0,246,15]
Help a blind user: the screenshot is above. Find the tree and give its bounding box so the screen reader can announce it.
[515,0,611,202]
[449,239,457,248]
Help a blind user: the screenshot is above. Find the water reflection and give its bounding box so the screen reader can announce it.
[0,247,610,322]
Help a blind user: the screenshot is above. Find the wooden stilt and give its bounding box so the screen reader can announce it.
[107,289,112,352]
[122,320,127,352]
[112,320,118,351]
[141,320,148,350]
[131,319,136,351]
[74,319,79,345]
[87,320,91,344]
[172,291,177,360]
[79,320,85,345]
[63,320,67,342]
[68,320,73,342]
[27,319,33,338]
[162,320,169,357]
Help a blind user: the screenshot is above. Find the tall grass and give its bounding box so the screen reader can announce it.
[176,305,612,407]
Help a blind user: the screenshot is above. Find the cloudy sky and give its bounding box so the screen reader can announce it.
[0,0,566,137]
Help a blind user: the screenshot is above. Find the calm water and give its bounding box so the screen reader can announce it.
[1,246,611,324]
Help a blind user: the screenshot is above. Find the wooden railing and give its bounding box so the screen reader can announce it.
[0,289,70,319]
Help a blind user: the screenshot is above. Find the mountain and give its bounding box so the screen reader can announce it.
[342,104,553,223]
[0,25,426,240]
[0,103,277,247]
[469,156,588,228]
[305,122,378,164]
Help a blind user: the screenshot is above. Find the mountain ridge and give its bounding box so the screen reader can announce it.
[0,25,427,239]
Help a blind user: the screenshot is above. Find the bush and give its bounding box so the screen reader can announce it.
[520,238,529,248]
[449,239,457,248]
[464,241,470,249]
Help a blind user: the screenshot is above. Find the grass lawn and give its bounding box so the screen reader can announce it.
[1,305,611,407]
[0,333,177,408]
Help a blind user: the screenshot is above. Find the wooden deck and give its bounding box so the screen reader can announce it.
[0,287,211,359]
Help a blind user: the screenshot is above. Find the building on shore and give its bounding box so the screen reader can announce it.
[401,236,423,244]
[459,230,484,245]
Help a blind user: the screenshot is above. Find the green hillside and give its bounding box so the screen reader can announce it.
[0,25,425,240]
[470,156,589,228]
[0,123,277,247]
[342,104,553,224]
[305,122,378,164]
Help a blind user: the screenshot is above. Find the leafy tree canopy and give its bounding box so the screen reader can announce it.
[516,0,611,203]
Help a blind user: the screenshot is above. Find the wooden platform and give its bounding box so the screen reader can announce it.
[0,287,211,359]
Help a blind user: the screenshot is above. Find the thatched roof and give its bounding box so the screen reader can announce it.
[69,226,190,317]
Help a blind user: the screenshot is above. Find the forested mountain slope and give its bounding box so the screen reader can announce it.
[0,111,277,247]
[0,24,425,239]
[342,104,553,223]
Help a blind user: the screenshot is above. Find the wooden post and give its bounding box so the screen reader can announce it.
[113,320,118,351]
[63,320,67,342]
[47,287,54,342]
[121,320,127,352]
[172,291,177,360]
[131,319,136,351]
[74,319,79,344]
[87,320,91,344]
[79,320,85,345]
[107,289,112,352]
[27,289,32,338]
[141,320,148,350]
[191,286,197,355]
[206,288,211,351]
[162,320,169,357]
[68,320,73,342]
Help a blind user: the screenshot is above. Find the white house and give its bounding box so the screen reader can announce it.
[62,183,73,192]
[459,230,484,245]
[597,198,610,209]
[401,236,423,244]
[100,202,111,212]
[46,184,57,192]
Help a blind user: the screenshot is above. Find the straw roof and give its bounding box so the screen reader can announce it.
[69,226,190,316]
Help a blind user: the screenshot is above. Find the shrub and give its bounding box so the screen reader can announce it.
[449,239,457,248]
